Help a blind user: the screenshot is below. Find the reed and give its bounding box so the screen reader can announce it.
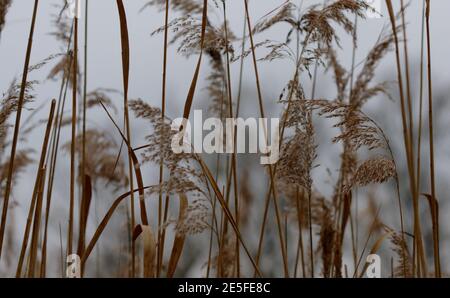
[0,0,447,278]
[0,0,40,259]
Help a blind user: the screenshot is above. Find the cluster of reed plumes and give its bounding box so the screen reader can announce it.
[0,0,444,278]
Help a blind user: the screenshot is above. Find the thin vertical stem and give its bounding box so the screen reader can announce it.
[425,0,440,278]
[400,0,415,169]
[27,167,47,278]
[385,0,426,276]
[0,0,40,259]
[16,100,56,277]
[80,0,89,256]
[244,0,289,277]
[41,46,74,275]
[68,12,79,257]
[115,0,137,277]
[157,0,170,278]
[222,0,240,277]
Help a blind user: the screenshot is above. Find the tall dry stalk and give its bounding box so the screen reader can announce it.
[425,0,440,277]
[385,0,426,277]
[116,0,138,276]
[16,100,56,277]
[68,7,79,257]
[222,0,240,277]
[80,0,89,257]
[243,0,289,277]
[411,0,426,278]
[156,0,170,278]
[0,0,39,259]
[41,41,74,277]
[27,167,46,277]
[400,0,415,167]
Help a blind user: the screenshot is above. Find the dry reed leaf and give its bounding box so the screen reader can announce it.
[116,0,130,95]
[133,225,157,278]
[1,80,38,150]
[422,193,440,277]
[98,100,149,225]
[182,0,208,122]
[166,193,188,278]
[197,156,262,277]
[81,186,152,269]
[77,175,92,256]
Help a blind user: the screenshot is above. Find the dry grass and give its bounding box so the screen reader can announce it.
[0,0,446,278]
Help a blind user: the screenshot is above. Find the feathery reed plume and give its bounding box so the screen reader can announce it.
[0,80,37,153]
[316,199,335,278]
[249,0,370,278]
[129,98,262,276]
[48,2,80,91]
[385,226,413,278]
[277,89,317,194]
[129,100,209,204]
[350,157,396,189]
[63,130,129,189]
[0,151,33,194]
[0,0,12,38]
[144,0,203,15]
